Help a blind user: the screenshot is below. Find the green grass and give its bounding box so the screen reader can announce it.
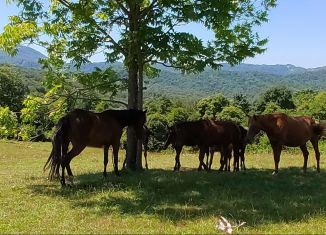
[1,140,326,234]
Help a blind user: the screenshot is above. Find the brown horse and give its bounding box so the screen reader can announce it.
[164,120,243,171]
[44,109,146,186]
[207,125,248,171]
[246,113,326,174]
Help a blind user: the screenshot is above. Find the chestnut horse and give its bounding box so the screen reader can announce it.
[44,109,146,186]
[246,113,326,174]
[164,120,243,171]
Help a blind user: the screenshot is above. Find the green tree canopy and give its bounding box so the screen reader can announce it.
[196,94,229,118]
[308,91,326,120]
[233,94,251,114]
[255,86,295,113]
[219,105,247,125]
[0,65,28,112]
[0,106,18,139]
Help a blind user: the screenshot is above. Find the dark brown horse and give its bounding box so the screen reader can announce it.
[44,109,146,186]
[207,125,248,171]
[246,113,326,174]
[164,120,243,171]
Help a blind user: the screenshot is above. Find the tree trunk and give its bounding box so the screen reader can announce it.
[136,61,144,170]
[126,60,138,170]
[126,1,141,170]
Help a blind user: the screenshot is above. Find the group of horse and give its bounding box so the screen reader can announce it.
[44,109,326,186]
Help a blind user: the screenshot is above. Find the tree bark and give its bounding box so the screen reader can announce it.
[126,0,141,170]
[136,61,144,170]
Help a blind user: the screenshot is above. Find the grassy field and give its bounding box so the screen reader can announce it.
[1,140,326,234]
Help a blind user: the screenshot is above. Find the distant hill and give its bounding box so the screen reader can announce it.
[1,46,325,101]
[0,46,46,68]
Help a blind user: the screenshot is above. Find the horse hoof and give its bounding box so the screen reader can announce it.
[272,171,278,175]
[197,167,202,171]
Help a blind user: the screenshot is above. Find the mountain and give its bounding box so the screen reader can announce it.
[0,46,46,68]
[1,46,325,101]
[0,46,310,75]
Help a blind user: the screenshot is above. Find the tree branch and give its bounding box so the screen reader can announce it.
[56,0,127,56]
[115,0,129,15]
[141,0,158,17]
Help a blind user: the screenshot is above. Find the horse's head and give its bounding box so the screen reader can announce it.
[163,126,175,149]
[134,110,147,139]
[246,115,261,144]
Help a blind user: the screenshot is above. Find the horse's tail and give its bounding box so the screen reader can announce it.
[312,121,326,137]
[43,116,69,180]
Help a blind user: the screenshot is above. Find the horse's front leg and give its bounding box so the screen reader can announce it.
[299,144,309,173]
[271,142,282,175]
[103,145,109,177]
[112,143,120,176]
[198,147,208,171]
[174,146,182,171]
[232,146,240,172]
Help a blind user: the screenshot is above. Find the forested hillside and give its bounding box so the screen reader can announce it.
[1,47,326,101]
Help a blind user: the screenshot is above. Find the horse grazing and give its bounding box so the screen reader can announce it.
[44,109,146,186]
[246,113,326,174]
[164,120,243,171]
[207,125,248,171]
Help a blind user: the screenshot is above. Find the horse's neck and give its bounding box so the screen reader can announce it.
[258,115,276,133]
[260,114,288,135]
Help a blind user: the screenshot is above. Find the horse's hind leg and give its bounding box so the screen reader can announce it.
[240,146,246,171]
[311,138,320,172]
[112,143,120,176]
[208,150,214,170]
[61,144,86,186]
[219,147,226,171]
[174,146,182,171]
[232,146,240,172]
[144,144,149,170]
[300,144,309,173]
[103,145,109,177]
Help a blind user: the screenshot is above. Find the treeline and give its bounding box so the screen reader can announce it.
[0,64,325,152]
[144,88,326,151]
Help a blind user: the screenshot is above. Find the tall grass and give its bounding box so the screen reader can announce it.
[1,140,326,234]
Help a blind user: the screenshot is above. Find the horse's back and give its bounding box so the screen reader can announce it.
[173,119,240,146]
[66,109,123,147]
[267,113,317,146]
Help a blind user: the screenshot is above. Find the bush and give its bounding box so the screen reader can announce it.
[0,106,18,139]
[196,94,229,118]
[167,107,189,125]
[219,105,247,125]
[146,113,169,151]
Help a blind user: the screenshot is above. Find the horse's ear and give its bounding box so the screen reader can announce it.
[253,114,258,121]
[143,110,147,114]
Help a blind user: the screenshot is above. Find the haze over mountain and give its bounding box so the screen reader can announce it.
[1,46,325,100]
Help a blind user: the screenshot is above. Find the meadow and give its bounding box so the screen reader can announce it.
[1,140,326,234]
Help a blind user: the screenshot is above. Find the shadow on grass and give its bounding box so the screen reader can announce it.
[29,167,326,226]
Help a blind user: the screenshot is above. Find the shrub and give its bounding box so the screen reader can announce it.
[0,106,18,139]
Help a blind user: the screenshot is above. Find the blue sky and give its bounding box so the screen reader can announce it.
[1,0,326,68]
